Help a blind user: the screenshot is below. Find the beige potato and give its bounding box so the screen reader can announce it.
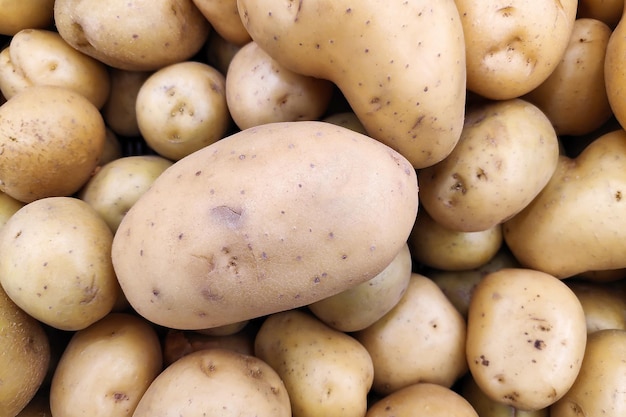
[0,190,24,228]
[503,129,626,278]
[578,0,623,28]
[255,310,374,417]
[102,69,152,138]
[0,197,119,330]
[237,0,466,169]
[567,280,626,333]
[133,348,291,417]
[466,268,587,411]
[308,243,412,332]
[550,329,626,416]
[366,383,479,417]
[355,273,468,395]
[605,7,626,129]
[226,41,334,130]
[456,0,578,100]
[192,0,251,45]
[79,155,173,232]
[112,121,418,329]
[0,85,106,203]
[0,0,54,36]
[99,128,123,166]
[419,98,560,232]
[523,18,613,136]
[136,61,231,160]
[0,29,111,108]
[53,0,210,71]
[50,313,163,417]
[409,208,503,271]
[0,285,50,417]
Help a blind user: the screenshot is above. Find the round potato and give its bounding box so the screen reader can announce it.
[102,69,152,138]
[567,280,626,333]
[50,313,163,417]
[136,61,231,160]
[0,0,54,36]
[226,41,334,130]
[133,348,291,417]
[456,0,578,100]
[0,197,119,330]
[0,85,106,203]
[192,0,251,45]
[79,155,173,232]
[0,29,111,108]
[0,285,50,417]
[53,0,211,71]
[466,268,587,411]
[418,98,560,232]
[112,121,418,330]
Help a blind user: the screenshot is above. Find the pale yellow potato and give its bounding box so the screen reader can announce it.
[237,0,466,169]
[466,268,587,411]
[192,0,251,45]
[102,69,152,138]
[409,208,503,271]
[0,285,50,417]
[50,313,163,417]
[226,41,334,130]
[308,243,412,332]
[578,0,623,28]
[136,61,231,161]
[0,85,106,203]
[550,329,626,416]
[567,280,626,333]
[0,0,54,36]
[53,0,211,71]
[0,29,111,108]
[255,310,373,417]
[503,129,626,278]
[355,273,468,396]
[0,190,24,228]
[456,0,578,100]
[112,121,418,329]
[0,197,119,331]
[524,18,613,136]
[366,383,479,417]
[605,9,626,129]
[419,98,560,232]
[133,348,291,417]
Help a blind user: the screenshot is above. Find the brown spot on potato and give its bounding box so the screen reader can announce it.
[534,340,546,350]
[112,392,129,402]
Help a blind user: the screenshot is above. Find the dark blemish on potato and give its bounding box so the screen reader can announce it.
[346,7,352,13]
[140,249,144,256]
[14,230,22,238]
[476,168,488,181]
[178,233,184,240]
[341,254,348,260]
[43,262,48,267]
[113,392,129,402]
[261,252,268,260]
[201,288,223,301]
[212,206,242,229]
[411,115,425,130]
[503,392,520,402]
[313,276,321,283]
[328,232,334,239]
[616,191,622,201]
[200,360,217,375]
[450,173,467,194]
[152,288,160,297]
[495,374,506,383]
[534,340,546,350]
[478,355,489,366]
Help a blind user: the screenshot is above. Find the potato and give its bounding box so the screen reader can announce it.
[163,328,255,366]
[0,190,24,228]
[99,128,123,166]
[0,0,54,36]
[354,273,468,396]
[102,69,152,138]
[456,0,578,100]
[205,32,243,75]
[308,243,412,332]
[0,29,111,108]
[503,129,626,278]
[0,285,50,417]
[418,98,560,232]
[254,310,374,417]
[408,208,503,271]
[466,268,587,411]
[225,41,334,130]
[192,0,251,45]
[523,18,613,136]
[133,348,291,417]
[322,111,368,135]
[578,0,623,28]
[49,313,162,417]
[605,8,626,129]
[567,280,626,333]
[237,0,466,169]
[366,382,479,417]
[79,155,173,232]
[0,197,119,330]
[550,329,626,416]
[112,121,418,329]
[53,0,211,72]
[0,85,106,203]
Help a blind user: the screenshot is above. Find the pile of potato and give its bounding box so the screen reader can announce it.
[2,0,626,416]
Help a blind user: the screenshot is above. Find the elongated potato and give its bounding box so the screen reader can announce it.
[112,121,418,330]
[237,0,466,169]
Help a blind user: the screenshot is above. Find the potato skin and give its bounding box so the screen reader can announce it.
[112,121,418,329]
[0,0,54,36]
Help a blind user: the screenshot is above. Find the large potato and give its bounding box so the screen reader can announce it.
[456,0,578,100]
[53,0,210,71]
[237,0,466,169]
[0,0,54,36]
[112,121,418,330]
[419,98,560,232]
[0,85,106,203]
[466,268,587,411]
